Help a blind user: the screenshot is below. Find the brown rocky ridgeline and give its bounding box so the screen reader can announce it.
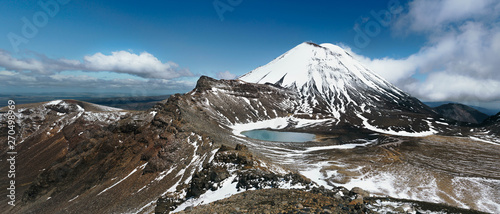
[0,98,218,213]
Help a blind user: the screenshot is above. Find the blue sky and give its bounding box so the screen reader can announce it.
[1,0,499,109]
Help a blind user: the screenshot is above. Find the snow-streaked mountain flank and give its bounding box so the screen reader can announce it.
[239,42,437,133]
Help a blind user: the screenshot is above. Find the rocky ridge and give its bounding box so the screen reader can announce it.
[0,98,218,213]
[155,144,316,213]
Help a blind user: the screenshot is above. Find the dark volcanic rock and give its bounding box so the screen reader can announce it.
[482,112,500,125]
[155,145,315,214]
[481,112,500,135]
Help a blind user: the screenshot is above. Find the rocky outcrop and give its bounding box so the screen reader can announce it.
[176,188,372,214]
[155,144,315,214]
[481,112,500,135]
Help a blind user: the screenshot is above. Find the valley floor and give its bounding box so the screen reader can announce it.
[232,133,500,213]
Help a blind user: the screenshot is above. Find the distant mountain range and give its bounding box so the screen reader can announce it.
[432,103,490,124]
[0,94,170,110]
[425,101,499,116]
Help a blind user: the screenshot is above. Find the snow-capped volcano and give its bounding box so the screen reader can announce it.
[240,42,398,94]
[240,42,437,132]
[240,42,414,115]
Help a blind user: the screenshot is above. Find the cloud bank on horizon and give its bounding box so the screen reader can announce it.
[0,49,195,93]
[0,50,192,79]
[347,0,500,104]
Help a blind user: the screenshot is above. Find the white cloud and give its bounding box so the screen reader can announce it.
[0,50,197,93]
[0,50,71,74]
[349,0,500,105]
[216,71,237,80]
[406,72,500,101]
[0,49,192,80]
[342,45,420,84]
[49,74,99,81]
[0,70,16,76]
[83,51,192,79]
[393,0,500,33]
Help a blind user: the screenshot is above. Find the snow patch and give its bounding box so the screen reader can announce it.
[469,136,500,146]
[68,195,79,202]
[155,167,177,182]
[173,175,239,212]
[305,139,377,152]
[435,121,449,126]
[97,163,147,196]
[230,116,333,137]
[230,117,289,136]
[299,161,333,188]
[45,100,63,106]
[358,114,437,137]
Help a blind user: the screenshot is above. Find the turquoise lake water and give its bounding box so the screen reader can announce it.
[241,129,316,142]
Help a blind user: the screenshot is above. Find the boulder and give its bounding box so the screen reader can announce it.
[350,187,369,198]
